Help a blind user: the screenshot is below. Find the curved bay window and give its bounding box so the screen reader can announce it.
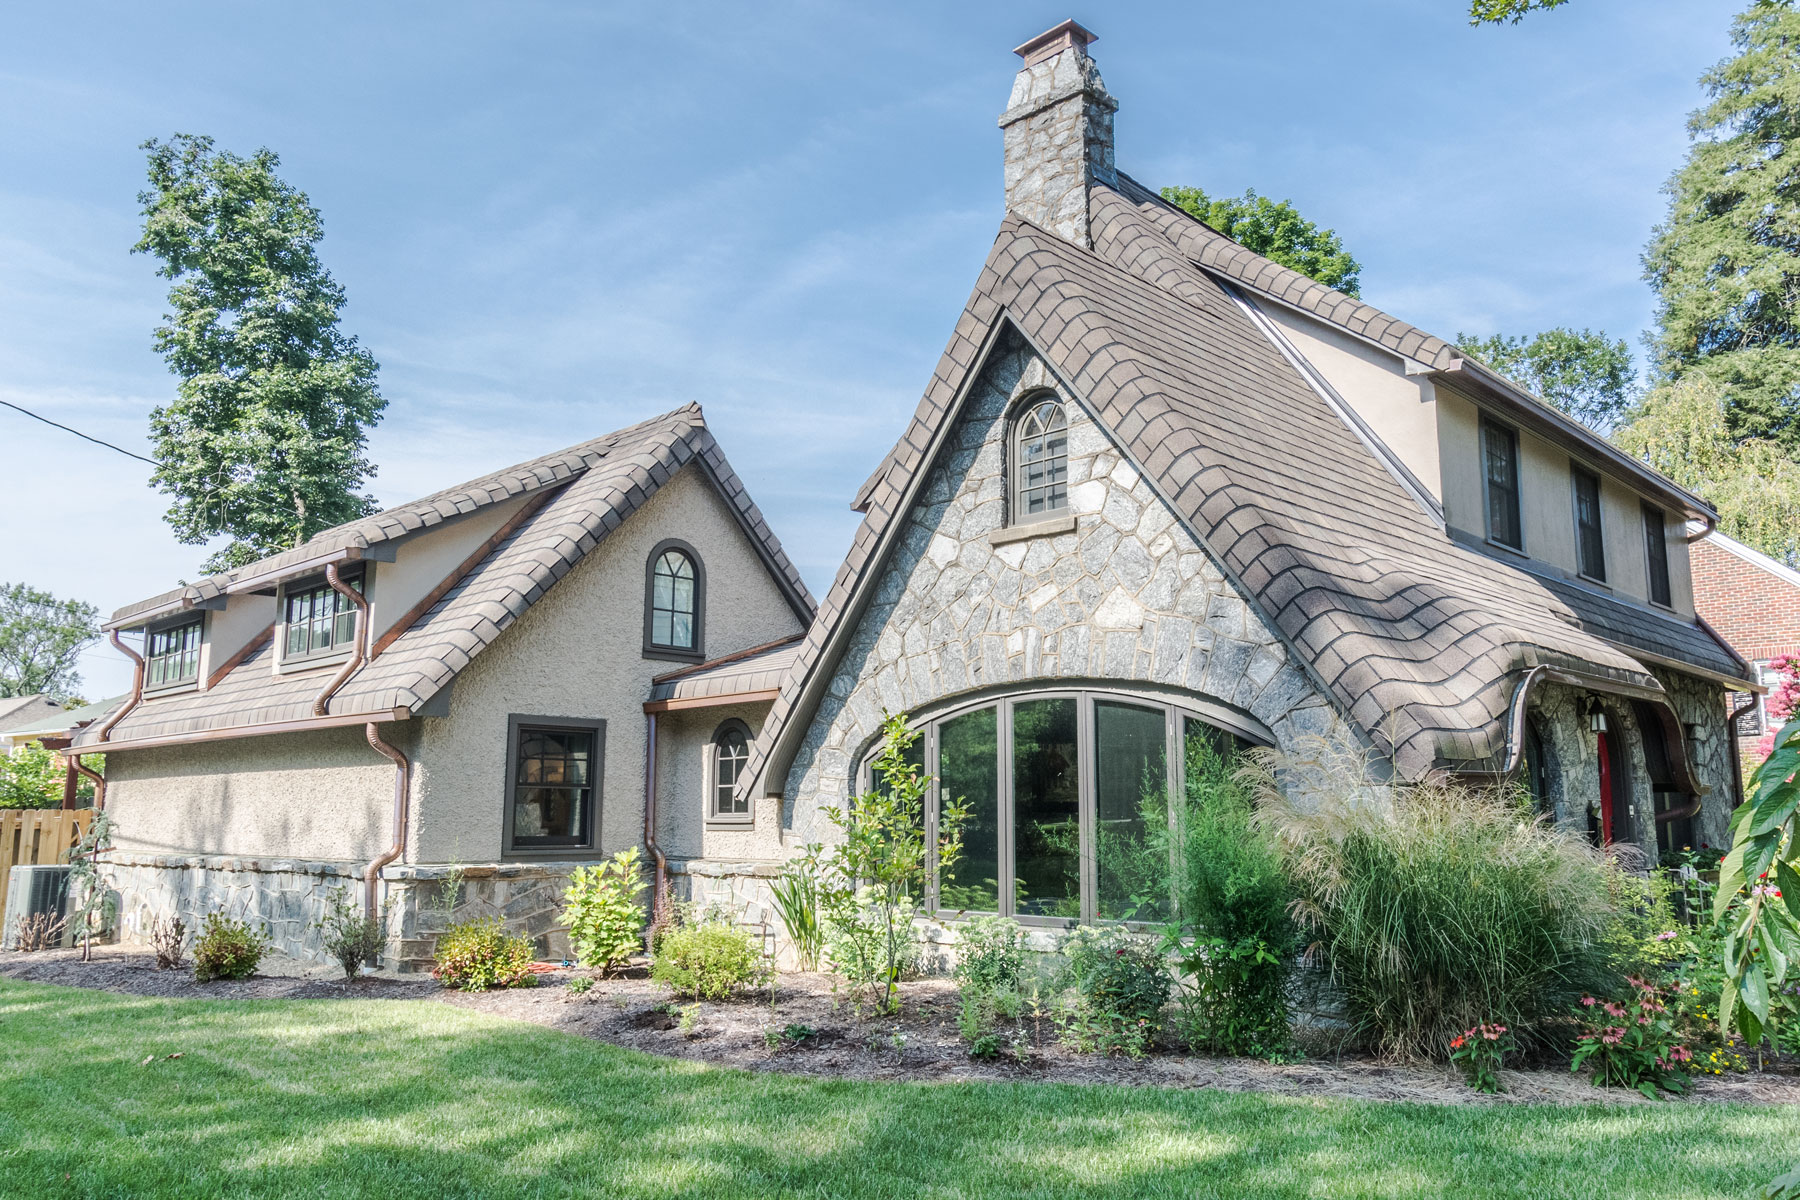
[1012,398,1069,521]
[644,540,703,660]
[710,719,752,822]
[863,689,1255,925]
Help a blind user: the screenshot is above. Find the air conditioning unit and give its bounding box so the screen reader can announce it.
[2,865,72,950]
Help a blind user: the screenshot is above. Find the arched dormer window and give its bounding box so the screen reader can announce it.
[644,539,704,661]
[710,719,752,822]
[1012,397,1069,522]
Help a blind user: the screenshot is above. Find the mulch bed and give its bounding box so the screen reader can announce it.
[7,945,1798,1107]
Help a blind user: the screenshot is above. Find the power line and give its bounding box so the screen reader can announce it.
[0,399,156,465]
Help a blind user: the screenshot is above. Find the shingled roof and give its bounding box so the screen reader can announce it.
[79,406,814,750]
[749,181,1749,793]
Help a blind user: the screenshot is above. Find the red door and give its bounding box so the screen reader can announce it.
[1596,731,1615,844]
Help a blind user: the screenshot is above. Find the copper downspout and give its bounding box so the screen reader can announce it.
[72,757,105,812]
[95,630,145,743]
[313,563,369,717]
[1497,665,1550,777]
[643,711,669,936]
[1727,694,1758,817]
[362,722,410,927]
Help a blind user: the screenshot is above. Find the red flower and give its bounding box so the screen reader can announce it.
[1450,1035,1466,1050]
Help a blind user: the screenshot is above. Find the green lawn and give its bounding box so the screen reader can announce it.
[0,981,1788,1200]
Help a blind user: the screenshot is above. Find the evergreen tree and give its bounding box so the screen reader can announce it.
[135,134,385,573]
[1161,186,1363,297]
[1644,1,1800,454]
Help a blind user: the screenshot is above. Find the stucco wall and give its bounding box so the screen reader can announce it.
[1262,304,1442,498]
[653,700,781,863]
[1437,385,1695,616]
[195,593,278,690]
[105,724,397,861]
[366,493,531,646]
[409,463,807,865]
[781,342,1336,835]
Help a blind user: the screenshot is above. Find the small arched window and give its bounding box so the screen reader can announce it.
[710,719,752,822]
[1012,398,1069,522]
[644,540,704,660]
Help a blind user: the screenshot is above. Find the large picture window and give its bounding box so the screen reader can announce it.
[145,619,202,689]
[1481,417,1523,551]
[864,689,1255,925]
[283,572,363,660]
[505,716,603,853]
[1012,397,1069,521]
[643,540,704,661]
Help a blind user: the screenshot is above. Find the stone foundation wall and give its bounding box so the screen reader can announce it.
[99,852,582,972]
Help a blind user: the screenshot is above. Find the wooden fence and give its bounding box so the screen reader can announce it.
[0,809,94,922]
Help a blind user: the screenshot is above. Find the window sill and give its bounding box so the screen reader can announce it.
[1576,573,1612,591]
[705,816,755,830]
[502,845,603,860]
[276,649,354,676]
[988,513,1077,546]
[1484,535,1528,559]
[141,681,200,700]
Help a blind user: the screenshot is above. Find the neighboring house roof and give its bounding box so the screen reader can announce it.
[1701,530,1800,591]
[647,636,805,707]
[0,694,128,742]
[1691,531,1800,666]
[750,185,1748,792]
[0,694,64,735]
[78,406,815,751]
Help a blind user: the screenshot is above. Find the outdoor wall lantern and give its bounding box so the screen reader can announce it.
[1587,704,1609,734]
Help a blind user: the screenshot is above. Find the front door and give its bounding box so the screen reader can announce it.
[1595,731,1616,845]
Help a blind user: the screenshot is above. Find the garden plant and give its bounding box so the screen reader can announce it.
[314,886,387,980]
[559,847,647,974]
[432,917,538,992]
[650,911,770,1000]
[192,913,270,982]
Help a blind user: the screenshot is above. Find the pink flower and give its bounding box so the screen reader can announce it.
[1604,1003,1627,1018]
[1581,997,1598,1008]
[1655,931,1677,942]
[1602,1029,1624,1045]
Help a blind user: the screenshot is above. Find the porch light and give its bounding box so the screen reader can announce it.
[1588,707,1608,734]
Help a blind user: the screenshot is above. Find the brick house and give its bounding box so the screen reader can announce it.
[1692,531,1800,761]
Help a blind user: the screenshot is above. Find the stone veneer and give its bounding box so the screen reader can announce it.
[99,853,579,972]
[999,42,1116,249]
[783,341,1336,840]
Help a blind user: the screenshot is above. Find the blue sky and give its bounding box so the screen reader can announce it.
[0,0,1742,697]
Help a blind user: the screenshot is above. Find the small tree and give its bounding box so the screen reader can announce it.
[64,811,115,962]
[558,847,647,974]
[816,713,967,1012]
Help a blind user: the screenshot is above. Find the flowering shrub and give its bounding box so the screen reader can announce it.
[1055,926,1171,1059]
[952,915,1029,995]
[432,917,538,992]
[1448,1023,1513,1094]
[1570,978,1692,1098]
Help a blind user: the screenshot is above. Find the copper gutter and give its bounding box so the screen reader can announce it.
[60,708,410,756]
[643,711,669,935]
[643,689,779,714]
[1493,664,1709,796]
[94,630,145,743]
[362,722,410,928]
[312,563,369,717]
[1685,512,1718,543]
[71,757,105,812]
[1497,665,1550,777]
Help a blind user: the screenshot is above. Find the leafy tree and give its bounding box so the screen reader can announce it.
[1469,0,1568,22]
[135,134,385,573]
[1644,1,1800,455]
[1455,328,1638,430]
[0,743,100,809]
[1612,373,1800,564]
[1160,186,1363,297]
[0,582,98,701]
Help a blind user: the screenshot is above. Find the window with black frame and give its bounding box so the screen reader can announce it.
[1572,465,1606,581]
[283,573,362,659]
[1012,398,1069,521]
[507,719,601,851]
[1481,417,1523,550]
[1642,502,1672,607]
[146,619,202,689]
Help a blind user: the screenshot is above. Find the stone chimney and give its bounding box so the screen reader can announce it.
[999,20,1116,249]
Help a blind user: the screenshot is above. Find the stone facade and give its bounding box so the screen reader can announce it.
[381,862,578,973]
[1000,44,1116,249]
[782,340,1336,840]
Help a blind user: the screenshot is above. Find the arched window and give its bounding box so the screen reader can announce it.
[710,719,752,822]
[1012,397,1069,522]
[859,688,1266,926]
[643,540,704,660]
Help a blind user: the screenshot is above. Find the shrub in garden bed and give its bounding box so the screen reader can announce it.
[651,913,769,1000]
[193,913,269,982]
[558,848,647,975]
[433,917,538,992]
[1252,735,1647,1060]
[1167,734,1296,1058]
[1055,925,1172,1059]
